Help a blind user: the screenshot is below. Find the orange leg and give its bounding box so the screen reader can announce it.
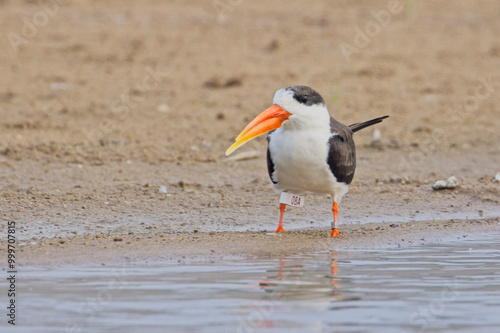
[330,201,340,237]
[275,203,286,233]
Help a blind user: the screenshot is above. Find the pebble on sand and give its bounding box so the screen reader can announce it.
[494,172,500,183]
[432,176,459,190]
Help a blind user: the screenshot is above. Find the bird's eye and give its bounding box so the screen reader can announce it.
[298,95,308,104]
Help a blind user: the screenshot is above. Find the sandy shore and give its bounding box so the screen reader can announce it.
[11,217,500,266]
[1,1,499,266]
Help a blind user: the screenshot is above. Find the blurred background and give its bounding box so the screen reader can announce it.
[1,0,499,163]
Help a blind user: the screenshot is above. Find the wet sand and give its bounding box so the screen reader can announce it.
[11,217,500,266]
[1,1,500,266]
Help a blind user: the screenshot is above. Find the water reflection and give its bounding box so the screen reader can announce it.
[4,234,500,333]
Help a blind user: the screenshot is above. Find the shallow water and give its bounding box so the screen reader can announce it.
[3,234,500,333]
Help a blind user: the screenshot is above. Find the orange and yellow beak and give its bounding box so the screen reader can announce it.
[225,105,291,156]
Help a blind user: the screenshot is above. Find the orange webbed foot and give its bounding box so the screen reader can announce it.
[274,226,285,233]
[330,228,340,237]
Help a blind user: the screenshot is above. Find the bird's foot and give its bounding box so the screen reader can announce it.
[274,226,285,233]
[330,228,340,237]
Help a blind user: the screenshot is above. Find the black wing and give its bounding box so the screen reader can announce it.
[266,130,277,184]
[349,115,389,133]
[328,115,388,184]
[327,118,356,185]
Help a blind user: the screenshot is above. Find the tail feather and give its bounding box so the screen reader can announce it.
[349,115,389,133]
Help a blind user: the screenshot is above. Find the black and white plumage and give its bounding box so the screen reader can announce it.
[226,85,388,236]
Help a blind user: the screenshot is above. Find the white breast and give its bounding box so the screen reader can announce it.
[268,119,349,201]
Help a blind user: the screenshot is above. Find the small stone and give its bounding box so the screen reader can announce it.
[113,237,123,242]
[209,231,216,235]
[159,185,168,194]
[446,176,459,187]
[50,82,69,91]
[494,172,500,183]
[157,104,169,113]
[432,180,448,189]
[369,128,382,148]
[432,176,459,190]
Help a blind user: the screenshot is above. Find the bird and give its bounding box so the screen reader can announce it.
[225,85,388,237]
